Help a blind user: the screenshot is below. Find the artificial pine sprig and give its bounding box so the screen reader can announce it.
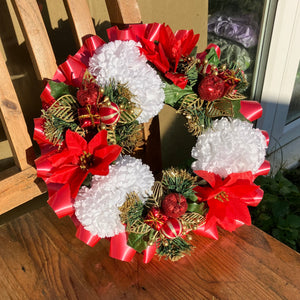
[162,168,197,197]
[115,121,143,154]
[42,94,84,145]
[157,237,194,261]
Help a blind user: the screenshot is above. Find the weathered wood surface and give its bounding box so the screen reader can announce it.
[105,0,142,25]
[0,50,34,171]
[0,205,299,299]
[11,0,58,81]
[0,167,46,215]
[63,0,96,47]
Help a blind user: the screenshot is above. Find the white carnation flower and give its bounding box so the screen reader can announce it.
[74,156,154,238]
[191,118,267,178]
[88,40,165,123]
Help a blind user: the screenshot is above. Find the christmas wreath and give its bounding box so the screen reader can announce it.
[34,23,270,262]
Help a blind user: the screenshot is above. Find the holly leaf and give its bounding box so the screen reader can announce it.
[182,190,198,202]
[49,80,72,99]
[232,100,248,121]
[164,83,194,108]
[187,203,203,213]
[127,232,148,253]
[205,47,220,66]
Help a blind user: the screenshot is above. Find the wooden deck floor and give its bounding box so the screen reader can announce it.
[0,201,300,299]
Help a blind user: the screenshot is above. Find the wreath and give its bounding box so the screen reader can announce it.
[34,23,270,262]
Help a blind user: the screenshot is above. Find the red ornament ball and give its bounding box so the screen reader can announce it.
[160,218,183,239]
[99,102,120,125]
[197,74,225,101]
[161,193,188,218]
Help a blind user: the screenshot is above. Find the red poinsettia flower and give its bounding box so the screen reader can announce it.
[47,130,122,198]
[193,170,263,232]
[138,23,199,89]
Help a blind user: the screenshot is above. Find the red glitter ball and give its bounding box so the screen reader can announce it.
[197,74,225,101]
[161,193,188,218]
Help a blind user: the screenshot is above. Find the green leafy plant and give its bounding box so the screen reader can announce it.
[251,170,300,252]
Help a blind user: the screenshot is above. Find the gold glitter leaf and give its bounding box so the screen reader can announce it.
[223,92,247,101]
[205,99,233,118]
[119,192,140,223]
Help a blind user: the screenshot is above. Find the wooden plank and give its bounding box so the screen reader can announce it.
[105,0,142,25]
[63,0,96,48]
[0,205,299,299]
[0,166,46,215]
[11,0,57,81]
[0,51,34,170]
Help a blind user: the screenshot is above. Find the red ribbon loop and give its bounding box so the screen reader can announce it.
[240,100,263,122]
[109,231,136,262]
[76,224,101,247]
[193,222,219,240]
[261,130,270,146]
[47,183,75,218]
[142,244,157,263]
[254,160,271,177]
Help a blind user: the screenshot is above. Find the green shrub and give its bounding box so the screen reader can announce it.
[251,171,300,252]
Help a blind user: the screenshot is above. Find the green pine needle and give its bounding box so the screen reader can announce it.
[157,237,193,261]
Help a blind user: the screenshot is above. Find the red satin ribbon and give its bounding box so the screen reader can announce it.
[76,224,101,247]
[193,222,219,240]
[107,24,148,42]
[240,100,263,122]
[261,130,269,146]
[109,231,136,262]
[142,244,157,263]
[254,160,271,178]
[59,56,87,88]
[47,183,75,218]
[75,35,105,65]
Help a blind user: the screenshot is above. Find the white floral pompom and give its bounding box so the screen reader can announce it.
[74,156,154,238]
[191,118,267,178]
[88,40,165,123]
